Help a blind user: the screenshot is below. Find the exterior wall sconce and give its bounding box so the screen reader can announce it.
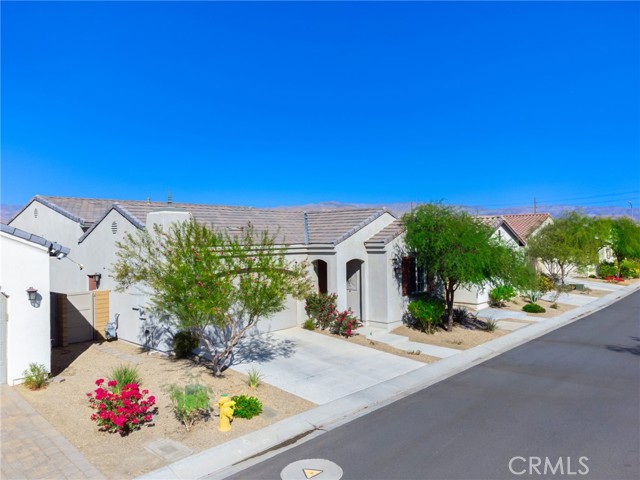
[93,272,102,287]
[27,287,38,302]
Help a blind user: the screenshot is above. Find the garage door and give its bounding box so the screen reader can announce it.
[66,292,94,344]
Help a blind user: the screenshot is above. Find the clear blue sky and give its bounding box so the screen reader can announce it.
[2,1,639,211]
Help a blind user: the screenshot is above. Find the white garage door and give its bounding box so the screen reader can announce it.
[0,294,7,384]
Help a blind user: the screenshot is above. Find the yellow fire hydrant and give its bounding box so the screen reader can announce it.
[218,394,235,432]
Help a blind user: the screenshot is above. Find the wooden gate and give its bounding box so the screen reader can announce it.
[53,291,110,346]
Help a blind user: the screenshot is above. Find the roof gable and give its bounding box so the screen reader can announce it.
[502,213,552,242]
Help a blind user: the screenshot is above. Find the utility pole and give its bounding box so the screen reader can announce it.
[629,201,633,219]
[534,197,537,214]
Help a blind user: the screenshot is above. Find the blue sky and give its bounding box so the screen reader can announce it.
[2,1,639,211]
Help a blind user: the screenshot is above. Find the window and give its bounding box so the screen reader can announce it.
[401,257,427,296]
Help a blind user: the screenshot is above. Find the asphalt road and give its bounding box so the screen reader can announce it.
[224,291,640,480]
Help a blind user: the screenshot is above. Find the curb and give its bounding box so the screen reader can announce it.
[139,282,640,480]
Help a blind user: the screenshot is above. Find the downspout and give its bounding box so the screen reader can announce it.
[303,212,309,245]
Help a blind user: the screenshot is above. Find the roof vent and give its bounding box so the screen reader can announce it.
[34,208,38,218]
[111,221,118,234]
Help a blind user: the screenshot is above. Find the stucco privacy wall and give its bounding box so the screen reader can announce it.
[0,233,51,384]
[10,200,86,292]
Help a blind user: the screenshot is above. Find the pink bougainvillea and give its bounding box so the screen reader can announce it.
[87,380,157,435]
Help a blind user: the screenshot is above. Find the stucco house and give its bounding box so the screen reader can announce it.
[9,196,410,351]
[0,224,70,385]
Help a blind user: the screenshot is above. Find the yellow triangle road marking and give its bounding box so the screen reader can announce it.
[302,468,323,479]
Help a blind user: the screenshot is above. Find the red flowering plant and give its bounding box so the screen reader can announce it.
[330,309,362,338]
[87,378,157,435]
[305,293,338,330]
[604,276,624,283]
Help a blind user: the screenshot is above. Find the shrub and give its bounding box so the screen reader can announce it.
[489,284,516,307]
[620,258,640,279]
[108,364,141,393]
[407,298,445,334]
[597,262,618,278]
[302,319,316,330]
[536,274,555,294]
[330,309,361,337]
[231,395,263,419]
[604,276,624,283]
[522,303,546,314]
[169,383,211,431]
[87,379,156,435]
[173,330,200,359]
[246,367,263,388]
[453,307,474,324]
[305,293,338,330]
[22,363,49,390]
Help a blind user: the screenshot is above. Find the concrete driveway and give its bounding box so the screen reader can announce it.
[230,328,423,405]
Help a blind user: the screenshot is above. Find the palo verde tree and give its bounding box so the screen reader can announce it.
[526,211,605,284]
[403,204,535,331]
[112,219,312,375]
[607,217,640,277]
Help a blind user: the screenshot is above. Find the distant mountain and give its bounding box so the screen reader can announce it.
[1,205,21,224]
[274,201,639,221]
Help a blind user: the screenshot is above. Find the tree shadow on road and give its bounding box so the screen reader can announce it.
[606,337,640,356]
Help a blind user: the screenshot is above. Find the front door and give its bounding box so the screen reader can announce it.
[346,260,363,319]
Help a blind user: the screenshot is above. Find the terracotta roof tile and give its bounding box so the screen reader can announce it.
[502,213,552,241]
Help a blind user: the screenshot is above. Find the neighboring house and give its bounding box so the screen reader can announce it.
[0,224,69,385]
[502,213,553,244]
[9,196,406,350]
[454,216,527,310]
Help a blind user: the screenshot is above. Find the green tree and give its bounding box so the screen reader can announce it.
[112,220,311,374]
[526,211,604,284]
[607,217,640,277]
[403,204,534,331]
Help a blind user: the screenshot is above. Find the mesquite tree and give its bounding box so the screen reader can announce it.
[403,204,534,331]
[112,220,311,374]
[526,211,604,284]
[607,217,640,277]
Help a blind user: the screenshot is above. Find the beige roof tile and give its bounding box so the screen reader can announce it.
[36,196,390,246]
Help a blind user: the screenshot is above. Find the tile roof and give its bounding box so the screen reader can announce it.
[364,220,405,246]
[33,196,392,246]
[475,215,526,246]
[502,213,552,242]
[1,224,70,257]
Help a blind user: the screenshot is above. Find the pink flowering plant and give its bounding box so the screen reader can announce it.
[87,378,157,435]
[330,309,361,338]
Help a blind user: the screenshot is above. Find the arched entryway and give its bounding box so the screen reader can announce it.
[346,259,364,319]
[312,260,328,294]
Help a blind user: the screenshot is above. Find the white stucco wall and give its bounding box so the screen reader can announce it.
[0,233,52,384]
[10,200,86,292]
[365,234,406,330]
[332,212,396,317]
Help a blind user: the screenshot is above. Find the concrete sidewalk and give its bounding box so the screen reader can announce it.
[140,281,640,480]
[0,384,106,480]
